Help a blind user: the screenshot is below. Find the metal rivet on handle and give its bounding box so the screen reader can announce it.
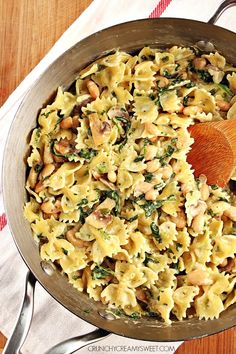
[40,261,55,276]
[195,40,216,52]
[98,310,116,320]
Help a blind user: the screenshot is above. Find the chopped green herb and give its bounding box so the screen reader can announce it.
[113,309,125,317]
[128,215,138,222]
[176,242,182,251]
[72,275,80,281]
[92,265,114,280]
[209,88,217,95]
[149,93,155,100]
[170,261,179,271]
[34,164,43,173]
[79,148,97,160]
[61,248,68,255]
[150,222,161,241]
[37,233,45,240]
[163,70,173,79]
[41,111,53,118]
[84,309,91,314]
[97,64,106,71]
[78,198,88,206]
[56,235,65,240]
[166,145,175,157]
[154,182,164,190]
[130,312,141,320]
[211,184,219,190]
[172,76,183,84]
[97,162,107,174]
[231,227,236,235]
[134,155,144,162]
[186,81,195,88]
[219,197,229,202]
[183,96,189,106]
[161,56,169,62]
[144,173,153,182]
[208,209,217,217]
[85,109,96,115]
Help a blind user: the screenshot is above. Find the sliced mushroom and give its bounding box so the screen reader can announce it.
[99,177,116,190]
[86,198,115,229]
[89,113,111,146]
[207,64,224,84]
[107,105,129,120]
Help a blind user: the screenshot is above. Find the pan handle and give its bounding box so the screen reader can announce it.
[44,329,110,354]
[2,270,110,354]
[208,0,236,24]
[2,271,36,354]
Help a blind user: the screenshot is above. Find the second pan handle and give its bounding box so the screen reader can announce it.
[208,0,236,24]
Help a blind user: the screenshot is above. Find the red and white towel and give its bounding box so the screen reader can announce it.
[0,1,235,353]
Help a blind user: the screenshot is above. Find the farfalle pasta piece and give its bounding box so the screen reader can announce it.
[204,52,226,70]
[41,238,75,262]
[154,221,178,250]
[189,89,215,114]
[195,291,224,320]
[149,287,174,324]
[48,162,82,191]
[101,282,137,308]
[157,181,181,217]
[91,230,121,264]
[169,46,194,61]
[190,231,213,264]
[159,90,182,113]
[51,87,77,116]
[133,90,158,123]
[173,286,199,320]
[211,235,236,265]
[94,63,126,91]
[60,248,87,273]
[133,61,155,91]
[24,199,41,223]
[115,261,157,288]
[145,253,170,274]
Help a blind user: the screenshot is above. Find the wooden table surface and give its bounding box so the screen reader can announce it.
[0,1,235,353]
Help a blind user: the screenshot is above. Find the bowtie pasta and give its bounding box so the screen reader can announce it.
[24,46,236,324]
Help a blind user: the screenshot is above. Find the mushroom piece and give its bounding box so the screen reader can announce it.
[107,105,129,120]
[89,113,111,146]
[85,198,116,229]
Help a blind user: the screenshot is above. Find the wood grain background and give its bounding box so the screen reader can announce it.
[0,1,235,353]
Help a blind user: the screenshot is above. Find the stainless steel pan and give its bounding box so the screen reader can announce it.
[3,1,236,353]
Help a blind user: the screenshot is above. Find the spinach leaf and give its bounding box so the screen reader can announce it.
[144,173,153,182]
[198,70,212,83]
[78,148,97,160]
[92,265,114,280]
[150,222,161,241]
[218,84,234,97]
[134,155,144,162]
[140,200,162,217]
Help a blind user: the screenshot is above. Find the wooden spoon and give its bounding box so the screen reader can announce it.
[187,119,236,187]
